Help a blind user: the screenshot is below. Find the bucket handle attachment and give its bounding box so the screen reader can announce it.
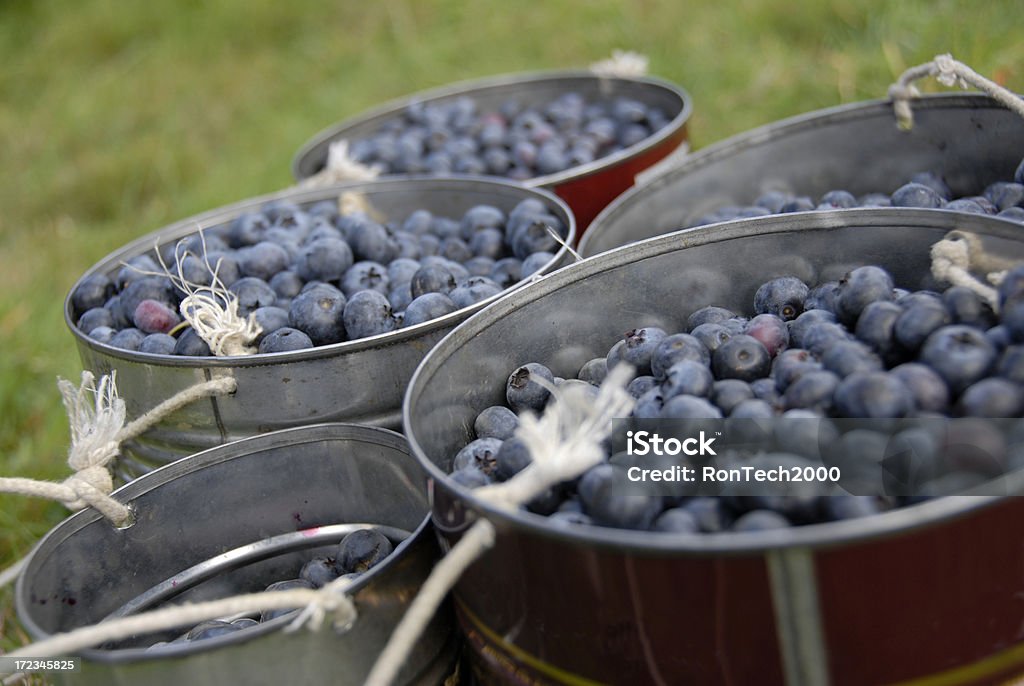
[888,53,1024,130]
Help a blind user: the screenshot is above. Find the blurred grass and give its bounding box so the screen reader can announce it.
[0,0,1022,662]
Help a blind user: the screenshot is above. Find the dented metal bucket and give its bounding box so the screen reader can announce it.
[580,93,1024,256]
[63,177,575,478]
[15,423,457,686]
[405,209,1024,686]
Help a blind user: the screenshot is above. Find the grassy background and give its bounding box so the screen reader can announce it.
[1,0,1022,660]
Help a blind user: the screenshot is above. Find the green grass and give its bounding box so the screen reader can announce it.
[1,0,1022,659]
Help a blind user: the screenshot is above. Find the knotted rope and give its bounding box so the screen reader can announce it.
[889,53,1024,130]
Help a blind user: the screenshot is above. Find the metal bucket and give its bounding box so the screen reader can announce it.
[64,177,575,478]
[404,209,1024,686]
[15,423,457,686]
[291,70,693,230]
[579,93,1024,256]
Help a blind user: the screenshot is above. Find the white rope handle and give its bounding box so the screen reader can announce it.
[0,372,237,530]
[299,140,383,189]
[4,581,356,661]
[590,50,650,78]
[888,53,1024,130]
[365,364,636,686]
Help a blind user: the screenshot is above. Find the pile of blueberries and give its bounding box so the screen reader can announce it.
[689,163,1024,227]
[147,527,393,649]
[448,262,1024,534]
[341,92,671,180]
[70,197,566,355]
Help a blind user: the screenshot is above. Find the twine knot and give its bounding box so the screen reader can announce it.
[590,50,650,78]
[300,140,383,189]
[285,577,359,634]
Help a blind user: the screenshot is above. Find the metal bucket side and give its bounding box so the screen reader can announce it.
[15,423,456,686]
[290,70,693,233]
[64,177,575,477]
[579,93,1024,256]
[404,209,1024,685]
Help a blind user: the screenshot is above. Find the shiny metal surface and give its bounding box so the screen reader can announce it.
[64,177,575,477]
[291,69,692,187]
[16,423,456,686]
[580,94,1024,256]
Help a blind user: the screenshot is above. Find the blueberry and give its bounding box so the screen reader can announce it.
[440,237,473,263]
[474,406,519,441]
[620,327,668,375]
[744,314,789,356]
[651,508,700,533]
[662,359,714,399]
[468,228,506,260]
[821,340,883,377]
[711,379,755,414]
[835,266,895,325]
[341,261,390,298]
[343,290,397,339]
[261,199,302,223]
[690,323,733,353]
[999,207,1024,223]
[72,274,115,314]
[109,328,147,351]
[779,197,815,213]
[410,265,456,298]
[944,198,988,214]
[801,321,853,356]
[909,171,952,200]
[628,387,663,420]
[577,357,609,386]
[783,370,840,412]
[300,557,340,588]
[511,218,560,260]
[956,378,1024,417]
[120,277,176,319]
[755,191,791,213]
[236,241,289,282]
[260,579,315,622]
[627,375,659,398]
[998,266,1024,308]
[894,302,950,351]
[268,270,304,301]
[506,362,554,412]
[732,510,791,531]
[753,277,808,321]
[854,301,902,362]
[818,190,858,208]
[789,309,836,347]
[889,363,950,413]
[449,281,502,309]
[712,335,771,382]
[464,256,497,278]
[771,348,819,391]
[833,371,914,418]
[338,529,394,573]
[891,182,944,208]
[295,238,354,282]
[729,397,775,419]
[258,327,314,353]
[138,333,177,355]
[578,464,662,530]
[988,325,1013,350]
[402,292,458,327]
[173,328,212,356]
[682,497,733,532]
[998,346,1024,383]
[451,467,493,488]
[288,289,346,345]
[520,252,554,278]
[548,511,595,528]
[686,306,737,331]
[919,325,996,393]
[348,220,398,263]
[251,306,290,343]
[943,286,996,328]
[228,212,269,248]
[804,282,840,313]
[660,395,722,419]
[494,436,533,481]
[77,307,114,334]
[186,620,241,641]
[228,277,277,317]
[651,334,711,379]
[133,299,181,334]
[859,193,892,207]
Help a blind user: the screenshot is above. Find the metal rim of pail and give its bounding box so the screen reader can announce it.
[14,423,432,662]
[64,175,576,369]
[579,92,1014,256]
[289,69,694,188]
[404,207,1024,557]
